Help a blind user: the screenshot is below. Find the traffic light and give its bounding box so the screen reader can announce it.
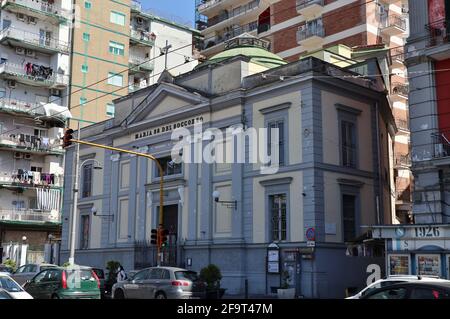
[150,229,158,245]
[159,228,169,248]
[62,128,74,148]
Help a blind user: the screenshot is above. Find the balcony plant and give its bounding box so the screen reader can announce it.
[277,270,296,299]
[200,264,226,299]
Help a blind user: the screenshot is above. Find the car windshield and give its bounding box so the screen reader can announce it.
[175,271,198,281]
[0,277,23,292]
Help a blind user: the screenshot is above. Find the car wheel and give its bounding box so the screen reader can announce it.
[51,294,60,299]
[114,289,125,299]
[155,292,166,299]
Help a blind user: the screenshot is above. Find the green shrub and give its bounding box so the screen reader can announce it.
[200,264,222,290]
[4,259,16,272]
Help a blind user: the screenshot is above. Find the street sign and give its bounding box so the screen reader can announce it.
[307,241,316,247]
[306,227,316,241]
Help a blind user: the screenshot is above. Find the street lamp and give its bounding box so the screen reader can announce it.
[68,159,103,266]
[212,191,237,210]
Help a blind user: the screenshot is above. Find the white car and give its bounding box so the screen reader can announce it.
[346,275,450,299]
[0,272,33,299]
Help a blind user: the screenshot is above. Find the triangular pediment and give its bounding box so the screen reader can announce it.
[124,83,208,126]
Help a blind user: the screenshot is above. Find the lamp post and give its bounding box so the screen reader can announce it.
[68,158,102,266]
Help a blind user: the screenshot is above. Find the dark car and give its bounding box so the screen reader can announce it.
[0,265,14,274]
[361,282,450,299]
[92,268,106,298]
[23,266,101,299]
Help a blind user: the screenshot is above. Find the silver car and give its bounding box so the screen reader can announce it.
[11,264,58,286]
[112,266,206,299]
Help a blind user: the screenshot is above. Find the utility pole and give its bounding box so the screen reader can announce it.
[68,121,81,266]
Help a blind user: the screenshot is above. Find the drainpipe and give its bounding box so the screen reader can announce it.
[375,102,383,225]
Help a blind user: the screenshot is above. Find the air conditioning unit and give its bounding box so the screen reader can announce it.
[24,153,32,160]
[27,16,37,25]
[7,80,16,88]
[14,152,22,159]
[16,47,25,55]
[17,13,25,21]
[50,88,61,97]
[26,49,35,58]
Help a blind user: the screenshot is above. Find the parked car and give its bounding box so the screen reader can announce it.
[346,275,450,299]
[0,288,14,299]
[361,282,450,299]
[92,268,107,298]
[23,265,101,299]
[112,266,206,299]
[11,263,58,286]
[0,273,33,299]
[0,265,14,274]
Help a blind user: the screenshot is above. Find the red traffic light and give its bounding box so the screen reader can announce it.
[62,128,74,148]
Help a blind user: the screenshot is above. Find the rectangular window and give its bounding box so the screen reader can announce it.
[110,11,126,26]
[267,120,285,166]
[106,103,115,117]
[108,72,123,87]
[80,215,90,250]
[80,97,87,106]
[342,194,356,242]
[84,1,92,9]
[155,156,182,177]
[417,255,441,277]
[82,33,90,41]
[270,194,287,241]
[109,41,125,56]
[81,164,93,198]
[341,120,356,168]
[81,64,88,73]
[389,255,410,276]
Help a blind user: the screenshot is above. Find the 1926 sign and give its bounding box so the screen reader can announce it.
[414,226,441,238]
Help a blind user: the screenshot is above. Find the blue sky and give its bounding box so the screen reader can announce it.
[141,0,196,28]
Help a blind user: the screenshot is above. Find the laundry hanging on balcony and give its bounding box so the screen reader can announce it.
[25,63,53,80]
[36,188,60,211]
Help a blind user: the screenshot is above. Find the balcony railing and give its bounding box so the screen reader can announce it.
[392,83,409,96]
[380,15,407,31]
[131,0,142,11]
[296,21,325,42]
[129,55,154,71]
[1,0,70,19]
[0,97,46,116]
[130,29,155,46]
[0,133,63,154]
[391,48,405,62]
[0,209,60,223]
[396,119,409,131]
[0,170,64,188]
[206,0,260,28]
[202,21,258,50]
[296,0,324,10]
[197,0,222,12]
[426,19,449,47]
[432,131,450,158]
[0,27,69,53]
[395,155,411,167]
[0,62,69,87]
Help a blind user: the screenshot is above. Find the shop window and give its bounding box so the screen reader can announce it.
[389,254,410,275]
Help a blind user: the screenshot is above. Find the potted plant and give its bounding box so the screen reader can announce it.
[200,264,226,299]
[277,270,296,299]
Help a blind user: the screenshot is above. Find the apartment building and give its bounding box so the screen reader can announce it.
[0,0,73,264]
[70,0,199,126]
[197,0,412,224]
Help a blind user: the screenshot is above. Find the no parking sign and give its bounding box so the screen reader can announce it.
[306,227,315,241]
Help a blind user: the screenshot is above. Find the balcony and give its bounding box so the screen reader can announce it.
[390,83,409,102]
[0,209,61,224]
[130,29,155,47]
[131,0,142,12]
[0,97,47,116]
[0,0,70,23]
[296,19,324,49]
[0,170,64,189]
[0,62,69,88]
[0,133,64,155]
[395,119,409,133]
[0,27,69,54]
[129,81,149,93]
[394,155,411,168]
[425,19,450,61]
[201,21,258,55]
[432,131,450,159]
[296,0,324,20]
[129,55,154,73]
[380,15,407,36]
[202,0,263,34]
[390,48,404,68]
